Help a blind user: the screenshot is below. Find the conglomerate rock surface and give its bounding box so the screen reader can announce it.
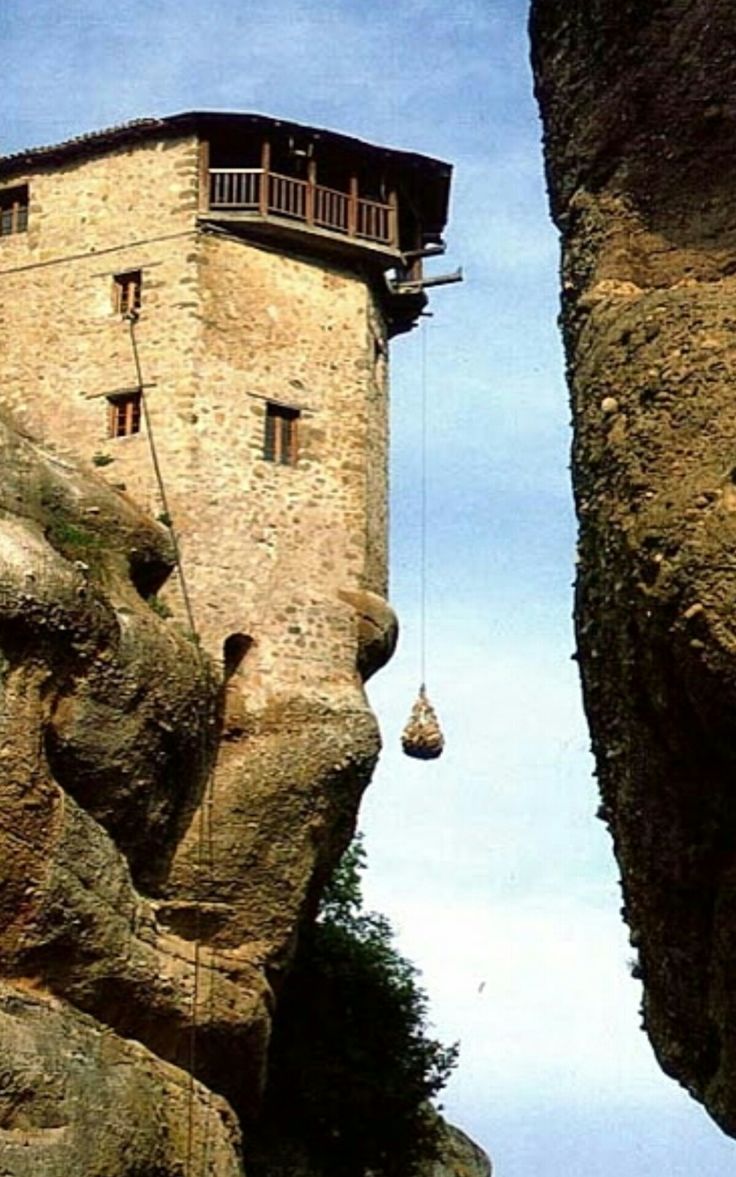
[0,411,389,1172]
[0,981,243,1177]
[531,0,736,1135]
[417,1121,492,1177]
[0,410,492,1175]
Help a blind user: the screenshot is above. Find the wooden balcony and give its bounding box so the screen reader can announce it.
[207,167,398,251]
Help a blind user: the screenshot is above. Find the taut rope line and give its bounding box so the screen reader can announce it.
[420,321,428,688]
[400,320,445,761]
[125,312,213,1175]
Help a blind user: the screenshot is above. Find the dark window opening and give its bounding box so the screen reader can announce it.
[113,270,142,315]
[0,185,29,237]
[353,163,388,204]
[223,633,254,678]
[264,402,299,466]
[108,391,142,438]
[209,138,261,170]
[270,138,312,180]
[129,550,172,600]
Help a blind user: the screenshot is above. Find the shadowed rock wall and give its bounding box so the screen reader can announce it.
[0,407,486,1177]
[531,0,736,1134]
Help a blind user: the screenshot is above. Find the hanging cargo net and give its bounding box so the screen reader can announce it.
[401,683,445,760]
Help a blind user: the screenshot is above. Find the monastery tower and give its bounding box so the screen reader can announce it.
[0,113,452,953]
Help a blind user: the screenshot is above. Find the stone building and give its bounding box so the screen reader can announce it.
[0,111,450,697]
[0,112,452,957]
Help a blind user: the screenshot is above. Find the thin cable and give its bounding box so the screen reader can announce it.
[0,228,198,278]
[126,314,198,639]
[185,757,216,1177]
[419,323,428,688]
[126,313,212,1176]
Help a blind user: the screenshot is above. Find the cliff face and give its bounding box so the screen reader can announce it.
[0,411,486,1175]
[0,411,274,1172]
[0,409,386,1168]
[531,0,736,1134]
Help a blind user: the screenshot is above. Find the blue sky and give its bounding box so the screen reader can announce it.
[3,1,736,1173]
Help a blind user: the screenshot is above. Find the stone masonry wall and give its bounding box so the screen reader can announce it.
[185,231,389,709]
[0,134,390,707]
[0,134,200,466]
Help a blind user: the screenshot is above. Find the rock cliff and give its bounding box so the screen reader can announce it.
[0,410,272,1172]
[0,409,487,1173]
[531,0,736,1135]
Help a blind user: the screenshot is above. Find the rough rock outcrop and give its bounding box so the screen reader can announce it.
[243,1119,491,1177]
[0,412,273,1161]
[531,0,736,1135]
[0,409,430,1172]
[0,981,243,1177]
[417,1121,492,1177]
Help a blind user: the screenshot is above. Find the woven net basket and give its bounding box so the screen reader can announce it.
[401,684,445,760]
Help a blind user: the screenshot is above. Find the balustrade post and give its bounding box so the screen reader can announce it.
[388,189,399,249]
[306,159,316,226]
[348,175,359,237]
[260,140,271,217]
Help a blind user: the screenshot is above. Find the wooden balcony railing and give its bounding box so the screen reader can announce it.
[208,168,396,248]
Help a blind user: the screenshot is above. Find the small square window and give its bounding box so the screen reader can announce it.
[107,391,142,438]
[113,270,142,315]
[0,185,29,237]
[264,402,299,465]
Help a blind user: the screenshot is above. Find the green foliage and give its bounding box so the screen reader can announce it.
[92,451,114,467]
[147,594,173,619]
[318,834,367,923]
[45,518,104,563]
[251,836,458,1177]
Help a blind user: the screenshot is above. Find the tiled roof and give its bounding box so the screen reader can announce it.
[0,111,451,235]
[0,111,450,176]
[1,117,168,170]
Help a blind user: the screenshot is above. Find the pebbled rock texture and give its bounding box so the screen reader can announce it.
[417,1120,492,1177]
[0,408,399,1171]
[531,0,736,1135]
[0,980,243,1177]
[0,411,273,1164]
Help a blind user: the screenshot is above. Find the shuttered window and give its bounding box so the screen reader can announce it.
[264,402,299,465]
[113,270,142,315]
[108,391,142,438]
[0,185,29,237]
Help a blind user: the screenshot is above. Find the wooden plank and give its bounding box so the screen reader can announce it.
[348,175,358,237]
[388,188,399,250]
[198,139,210,213]
[260,140,271,217]
[306,159,317,226]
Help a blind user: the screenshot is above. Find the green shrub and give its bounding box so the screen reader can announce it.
[251,837,458,1177]
[147,594,173,619]
[45,519,104,563]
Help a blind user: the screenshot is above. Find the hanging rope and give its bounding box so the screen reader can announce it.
[401,321,445,761]
[420,318,428,688]
[126,313,199,640]
[126,313,214,1175]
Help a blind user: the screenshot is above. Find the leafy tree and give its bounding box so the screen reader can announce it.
[250,836,458,1177]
